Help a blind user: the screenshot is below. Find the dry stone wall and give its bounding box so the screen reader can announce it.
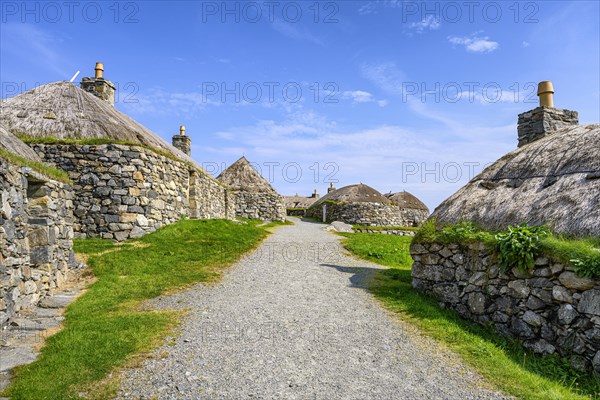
[189,171,235,220]
[411,241,600,372]
[233,192,286,222]
[306,202,422,227]
[31,144,233,241]
[517,107,578,147]
[0,157,75,324]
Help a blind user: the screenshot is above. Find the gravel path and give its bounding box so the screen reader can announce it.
[117,218,509,400]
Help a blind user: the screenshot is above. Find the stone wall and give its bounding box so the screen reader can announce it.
[306,202,422,227]
[411,241,600,372]
[189,171,235,220]
[517,106,578,147]
[0,157,75,325]
[32,144,233,241]
[233,192,286,222]
[352,227,416,236]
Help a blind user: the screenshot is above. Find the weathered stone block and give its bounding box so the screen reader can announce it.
[578,290,600,316]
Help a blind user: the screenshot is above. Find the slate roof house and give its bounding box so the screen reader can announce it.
[217,156,286,222]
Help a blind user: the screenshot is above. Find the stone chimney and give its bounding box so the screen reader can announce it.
[327,182,336,193]
[80,62,116,106]
[172,125,191,156]
[517,81,578,147]
[311,189,320,199]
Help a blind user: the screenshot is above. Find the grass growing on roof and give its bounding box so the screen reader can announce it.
[0,148,72,184]
[2,219,269,400]
[340,232,599,400]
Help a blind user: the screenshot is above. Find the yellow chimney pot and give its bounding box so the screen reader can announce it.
[95,62,104,79]
[537,81,554,107]
[180,125,186,136]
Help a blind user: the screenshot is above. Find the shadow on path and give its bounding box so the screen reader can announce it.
[320,263,381,290]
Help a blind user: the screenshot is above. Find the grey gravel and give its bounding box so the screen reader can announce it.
[117,218,510,400]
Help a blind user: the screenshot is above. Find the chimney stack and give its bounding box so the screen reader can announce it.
[311,189,320,199]
[80,62,116,106]
[327,182,336,193]
[172,125,192,156]
[516,80,578,147]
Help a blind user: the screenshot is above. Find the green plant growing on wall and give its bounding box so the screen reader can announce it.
[495,223,550,272]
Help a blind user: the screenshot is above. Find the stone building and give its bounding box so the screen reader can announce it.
[0,126,75,324]
[0,64,234,241]
[412,82,600,371]
[217,157,286,222]
[385,191,429,227]
[306,183,427,226]
[284,189,321,216]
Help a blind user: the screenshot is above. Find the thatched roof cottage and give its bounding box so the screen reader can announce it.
[306,183,428,226]
[0,63,234,241]
[431,92,599,237]
[1,126,75,323]
[217,156,286,221]
[385,191,430,226]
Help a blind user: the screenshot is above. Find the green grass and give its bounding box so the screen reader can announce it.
[2,219,270,400]
[340,232,600,400]
[0,148,72,184]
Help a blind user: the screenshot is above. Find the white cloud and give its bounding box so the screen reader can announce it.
[448,34,499,53]
[342,90,388,106]
[409,15,441,33]
[204,110,514,210]
[522,41,530,48]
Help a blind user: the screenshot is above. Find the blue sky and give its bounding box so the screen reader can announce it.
[1,0,599,211]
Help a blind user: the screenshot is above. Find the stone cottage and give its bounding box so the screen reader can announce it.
[384,191,430,227]
[284,189,321,216]
[306,183,427,226]
[217,157,286,222]
[0,126,75,324]
[411,81,600,371]
[0,63,234,241]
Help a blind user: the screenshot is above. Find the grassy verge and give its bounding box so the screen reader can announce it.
[0,148,72,184]
[339,232,600,400]
[2,219,270,400]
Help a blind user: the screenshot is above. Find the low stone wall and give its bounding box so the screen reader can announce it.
[306,202,420,227]
[286,209,306,217]
[233,192,286,222]
[353,228,416,236]
[1,157,75,324]
[411,241,600,372]
[32,144,232,241]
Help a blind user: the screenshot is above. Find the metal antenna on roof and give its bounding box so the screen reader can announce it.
[69,71,80,83]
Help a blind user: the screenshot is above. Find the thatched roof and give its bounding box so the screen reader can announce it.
[0,81,201,168]
[0,124,43,162]
[284,195,319,209]
[385,191,429,212]
[217,157,278,193]
[312,184,390,206]
[432,124,600,237]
